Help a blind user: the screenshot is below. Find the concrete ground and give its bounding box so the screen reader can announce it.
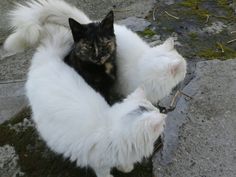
[154,60,236,177]
[0,0,236,177]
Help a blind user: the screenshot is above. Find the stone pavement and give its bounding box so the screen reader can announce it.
[154,59,236,177]
[0,0,236,177]
[0,48,32,123]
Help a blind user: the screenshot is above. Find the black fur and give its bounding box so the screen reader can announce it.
[64,11,116,104]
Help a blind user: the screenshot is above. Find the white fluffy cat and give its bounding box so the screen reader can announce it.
[4,0,187,103]
[26,24,166,177]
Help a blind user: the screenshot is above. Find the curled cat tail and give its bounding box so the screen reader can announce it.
[37,24,73,59]
[4,24,42,53]
[4,0,91,53]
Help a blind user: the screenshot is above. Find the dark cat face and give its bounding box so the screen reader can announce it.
[68,11,116,65]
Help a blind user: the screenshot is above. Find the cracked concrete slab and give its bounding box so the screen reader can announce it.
[0,49,32,82]
[153,59,236,177]
[0,82,27,124]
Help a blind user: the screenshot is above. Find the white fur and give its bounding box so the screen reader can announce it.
[4,0,91,52]
[114,27,187,103]
[26,25,166,177]
[4,0,187,103]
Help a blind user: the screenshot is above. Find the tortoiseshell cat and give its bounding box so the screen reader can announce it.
[64,11,116,104]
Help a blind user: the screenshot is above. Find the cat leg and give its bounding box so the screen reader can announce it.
[93,167,113,177]
[116,164,134,173]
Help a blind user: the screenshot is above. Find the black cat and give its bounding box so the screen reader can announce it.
[64,11,116,104]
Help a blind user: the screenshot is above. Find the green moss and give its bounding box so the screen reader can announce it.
[216,0,235,18]
[217,0,228,7]
[182,9,209,21]
[199,43,236,60]
[178,1,209,21]
[188,32,198,40]
[148,0,236,60]
[7,107,31,125]
[139,28,156,37]
[179,0,203,8]
[194,9,209,20]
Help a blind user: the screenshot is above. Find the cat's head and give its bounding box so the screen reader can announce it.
[68,11,116,65]
[139,38,187,103]
[110,88,166,158]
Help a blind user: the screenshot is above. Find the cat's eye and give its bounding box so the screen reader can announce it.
[86,44,93,49]
[127,105,150,117]
[138,106,149,112]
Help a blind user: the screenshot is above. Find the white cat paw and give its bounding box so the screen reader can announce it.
[97,174,113,177]
[117,164,134,173]
[94,168,113,177]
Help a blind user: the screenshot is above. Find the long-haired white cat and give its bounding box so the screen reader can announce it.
[26,24,166,177]
[4,0,187,103]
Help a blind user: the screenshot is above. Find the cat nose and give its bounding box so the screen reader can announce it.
[94,58,102,65]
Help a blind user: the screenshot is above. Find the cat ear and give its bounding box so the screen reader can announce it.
[170,60,182,77]
[101,11,114,34]
[68,18,85,42]
[128,87,146,100]
[162,37,175,51]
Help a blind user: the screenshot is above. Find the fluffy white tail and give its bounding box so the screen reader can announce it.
[4,0,91,53]
[37,24,73,58]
